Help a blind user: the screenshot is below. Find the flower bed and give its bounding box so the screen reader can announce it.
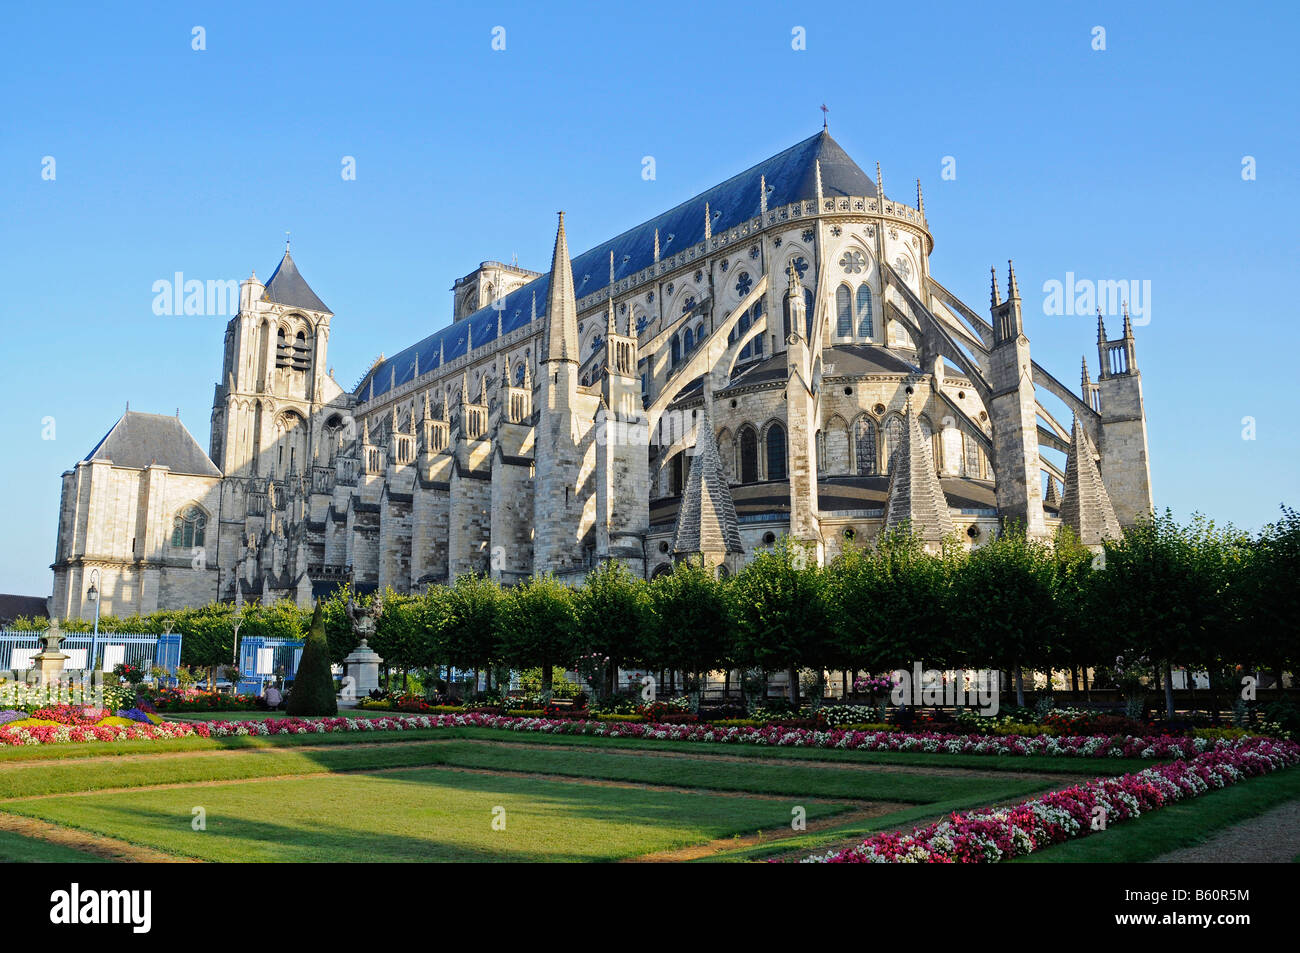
[146,688,260,713]
[802,739,1300,863]
[0,710,1286,763]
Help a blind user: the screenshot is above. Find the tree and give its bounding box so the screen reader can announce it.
[730,538,835,704]
[645,560,734,696]
[495,576,578,695]
[1089,511,1248,719]
[286,600,338,716]
[437,575,500,692]
[949,527,1058,708]
[573,562,648,697]
[827,531,955,677]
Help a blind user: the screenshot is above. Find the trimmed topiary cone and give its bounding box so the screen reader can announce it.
[286,598,338,717]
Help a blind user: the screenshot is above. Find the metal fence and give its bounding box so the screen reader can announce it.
[0,630,183,675]
[237,636,303,693]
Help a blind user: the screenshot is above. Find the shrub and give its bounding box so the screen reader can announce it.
[285,601,338,717]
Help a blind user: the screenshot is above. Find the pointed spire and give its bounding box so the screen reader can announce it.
[459,370,470,405]
[1044,475,1060,508]
[361,416,370,444]
[814,160,824,203]
[990,266,1001,308]
[876,162,884,199]
[759,174,768,218]
[607,251,618,337]
[1096,308,1107,343]
[522,359,532,389]
[672,408,744,558]
[542,212,578,363]
[1007,259,1020,300]
[1058,418,1122,545]
[916,178,925,215]
[883,398,955,544]
[1081,355,1091,388]
[1122,301,1134,338]
[421,390,432,421]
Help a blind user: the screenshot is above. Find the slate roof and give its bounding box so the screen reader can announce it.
[362,131,879,401]
[672,410,744,556]
[0,594,48,626]
[1058,419,1122,545]
[263,249,330,314]
[883,400,956,542]
[83,411,222,477]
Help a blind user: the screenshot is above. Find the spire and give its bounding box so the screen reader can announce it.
[1081,355,1091,388]
[759,173,768,218]
[916,178,924,215]
[814,159,823,203]
[1058,418,1122,546]
[361,416,370,444]
[671,408,744,558]
[883,398,955,544]
[542,212,578,363]
[1122,301,1134,339]
[990,266,1001,308]
[1007,259,1020,300]
[608,251,618,336]
[1096,308,1107,343]
[876,162,884,199]
[459,370,470,405]
[421,390,432,421]
[1044,476,1060,508]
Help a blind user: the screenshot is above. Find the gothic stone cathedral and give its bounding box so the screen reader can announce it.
[48,131,1152,620]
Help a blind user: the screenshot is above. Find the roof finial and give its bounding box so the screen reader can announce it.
[1007,259,1020,300]
[1096,308,1107,343]
[759,174,768,218]
[1081,355,1091,388]
[876,162,884,199]
[820,103,829,131]
[916,178,924,215]
[653,228,660,263]
[285,231,290,253]
[704,202,712,243]
[1122,301,1134,338]
[990,266,1001,307]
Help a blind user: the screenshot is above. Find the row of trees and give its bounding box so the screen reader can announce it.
[19,509,1296,715]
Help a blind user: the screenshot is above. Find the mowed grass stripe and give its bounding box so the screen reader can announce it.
[0,827,106,863]
[2,771,851,863]
[0,740,1050,806]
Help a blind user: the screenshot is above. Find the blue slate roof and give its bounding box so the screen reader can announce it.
[359,131,878,401]
[263,249,330,313]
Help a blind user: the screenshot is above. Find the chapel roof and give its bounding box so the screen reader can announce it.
[361,130,879,401]
[82,411,222,477]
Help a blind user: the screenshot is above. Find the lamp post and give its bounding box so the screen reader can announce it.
[86,568,101,673]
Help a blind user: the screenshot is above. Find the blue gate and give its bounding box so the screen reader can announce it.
[237,636,303,693]
[0,630,183,677]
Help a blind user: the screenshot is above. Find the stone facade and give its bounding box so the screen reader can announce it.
[48,131,1151,619]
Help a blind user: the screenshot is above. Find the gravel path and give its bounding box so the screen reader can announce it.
[1153,800,1300,863]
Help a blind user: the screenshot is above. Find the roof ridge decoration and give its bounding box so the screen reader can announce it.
[882,397,955,543]
[1058,417,1122,545]
[672,408,744,557]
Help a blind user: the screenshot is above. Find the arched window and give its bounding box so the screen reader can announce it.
[738,426,758,483]
[805,288,815,338]
[836,284,853,337]
[964,433,981,478]
[172,507,206,548]
[683,327,694,353]
[856,285,874,337]
[766,423,787,481]
[854,417,878,476]
[671,335,681,368]
[883,415,905,473]
[515,362,525,385]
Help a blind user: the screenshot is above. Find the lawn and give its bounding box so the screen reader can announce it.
[3,768,852,862]
[1,723,1292,863]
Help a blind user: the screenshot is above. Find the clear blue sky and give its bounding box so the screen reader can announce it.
[2,1,1297,596]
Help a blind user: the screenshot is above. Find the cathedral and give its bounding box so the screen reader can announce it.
[48,130,1152,620]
